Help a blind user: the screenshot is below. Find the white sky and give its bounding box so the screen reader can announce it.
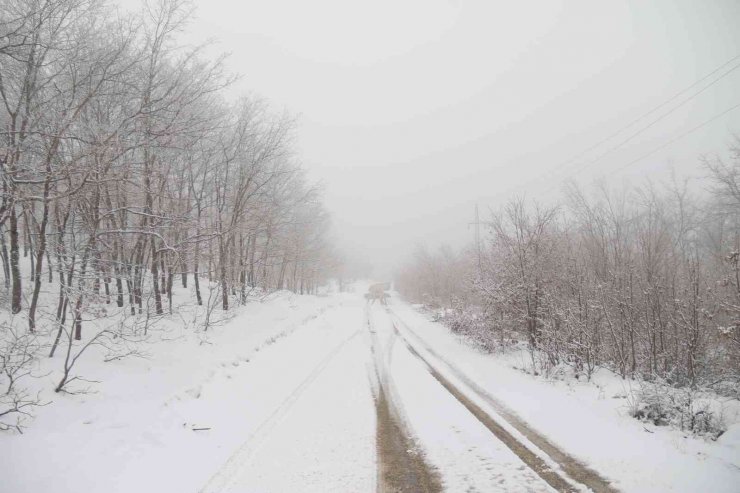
[118,0,740,275]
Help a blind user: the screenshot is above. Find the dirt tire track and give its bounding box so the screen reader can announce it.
[389,307,619,493]
[367,304,443,493]
[375,383,444,493]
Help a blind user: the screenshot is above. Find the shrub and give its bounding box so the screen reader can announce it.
[630,380,726,440]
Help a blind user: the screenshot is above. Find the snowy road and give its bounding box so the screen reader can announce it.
[198,292,612,493]
[200,303,376,493]
[5,288,735,493]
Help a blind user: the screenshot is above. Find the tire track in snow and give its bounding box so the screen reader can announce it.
[366,304,443,493]
[199,328,362,493]
[388,306,619,493]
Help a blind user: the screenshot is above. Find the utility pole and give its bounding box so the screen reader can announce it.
[468,203,482,271]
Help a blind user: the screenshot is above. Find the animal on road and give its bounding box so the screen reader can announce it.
[365,282,390,305]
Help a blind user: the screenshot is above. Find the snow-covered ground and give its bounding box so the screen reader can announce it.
[2,287,359,493]
[2,285,738,492]
[202,302,376,493]
[387,297,740,493]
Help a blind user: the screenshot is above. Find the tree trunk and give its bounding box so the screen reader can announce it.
[219,239,229,310]
[151,238,163,315]
[0,226,10,289]
[9,206,22,314]
[28,191,51,331]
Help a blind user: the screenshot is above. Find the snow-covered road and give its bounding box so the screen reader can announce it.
[202,303,376,492]
[197,293,603,492]
[368,303,559,493]
[10,287,733,492]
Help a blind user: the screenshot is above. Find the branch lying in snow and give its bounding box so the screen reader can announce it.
[103,348,147,363]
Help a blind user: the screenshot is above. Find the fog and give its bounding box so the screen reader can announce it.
[119,0,740,276]
[5,1,740,487]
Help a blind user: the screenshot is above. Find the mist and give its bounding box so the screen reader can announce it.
[113,0,740,277]
[3,1,740,490]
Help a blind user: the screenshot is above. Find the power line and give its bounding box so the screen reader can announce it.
[563,59,740,177]
[609,100,740,175]
[531,101,740,203]
[547,53,740,176]
[498,53,740,203]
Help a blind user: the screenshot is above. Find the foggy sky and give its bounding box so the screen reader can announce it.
[119,0,740,276]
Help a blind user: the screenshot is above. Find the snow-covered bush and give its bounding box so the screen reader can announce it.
[441,307,519,353]
[629,380,727,440]
[444,309,496,352]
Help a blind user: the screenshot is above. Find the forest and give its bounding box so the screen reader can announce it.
[0,0,335,430]
[398,145,740,430]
